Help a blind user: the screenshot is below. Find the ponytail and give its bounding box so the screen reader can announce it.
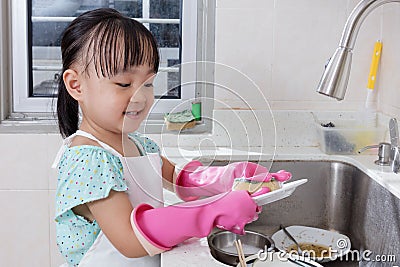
[57,75,79,138]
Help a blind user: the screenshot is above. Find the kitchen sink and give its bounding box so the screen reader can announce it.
[199,159,400,266]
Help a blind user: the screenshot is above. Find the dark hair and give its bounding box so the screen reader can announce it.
[57,8,160,138]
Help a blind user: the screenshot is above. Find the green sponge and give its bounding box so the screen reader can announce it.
[164,110,196,130]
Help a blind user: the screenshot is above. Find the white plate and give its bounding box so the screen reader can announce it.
[236,252,323,267]
[252,179,308,206]
[271,225,351,263]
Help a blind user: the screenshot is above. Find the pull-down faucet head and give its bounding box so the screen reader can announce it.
[317,0,400,100]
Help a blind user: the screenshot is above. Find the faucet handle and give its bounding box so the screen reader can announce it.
[392,147,400,173]
[389,118,399,148]
[389,118,400,174]
[358,142,391,166]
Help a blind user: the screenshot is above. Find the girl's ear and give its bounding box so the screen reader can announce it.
[63,69,82,101]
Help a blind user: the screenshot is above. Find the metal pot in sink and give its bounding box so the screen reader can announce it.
[208,230,275,266]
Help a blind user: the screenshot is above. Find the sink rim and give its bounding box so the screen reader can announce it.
[194,155,400,200]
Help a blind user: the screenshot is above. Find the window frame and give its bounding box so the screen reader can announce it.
[1,0,215,133]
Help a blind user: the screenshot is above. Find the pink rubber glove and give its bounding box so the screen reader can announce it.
[131,190,259,254]
[175,160,292,201]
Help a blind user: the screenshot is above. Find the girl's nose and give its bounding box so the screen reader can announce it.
[130,87,146,103]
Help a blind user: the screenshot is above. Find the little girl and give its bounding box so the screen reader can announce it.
[53,8,290,267]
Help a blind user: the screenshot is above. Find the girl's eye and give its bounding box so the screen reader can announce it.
[117,83,131,88]
[144,83,154,88]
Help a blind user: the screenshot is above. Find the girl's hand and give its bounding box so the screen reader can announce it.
[174,161,292,201]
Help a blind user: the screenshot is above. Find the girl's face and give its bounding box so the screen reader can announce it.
[78,64,155,135]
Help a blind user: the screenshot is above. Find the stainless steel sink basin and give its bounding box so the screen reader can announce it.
[200,159,400,266]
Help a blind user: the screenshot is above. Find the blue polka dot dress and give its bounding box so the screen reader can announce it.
[54,132,160,266]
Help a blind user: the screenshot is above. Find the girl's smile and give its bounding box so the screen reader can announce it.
[124,109,144,120]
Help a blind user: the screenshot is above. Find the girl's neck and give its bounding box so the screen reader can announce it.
[79,122,139,157]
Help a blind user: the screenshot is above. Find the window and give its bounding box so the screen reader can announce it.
[5,0,215,132]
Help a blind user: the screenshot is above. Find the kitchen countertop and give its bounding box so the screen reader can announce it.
[160,146,400,267]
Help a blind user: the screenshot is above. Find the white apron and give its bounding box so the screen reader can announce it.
[54,130,164,267]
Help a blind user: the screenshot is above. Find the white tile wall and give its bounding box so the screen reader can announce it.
[215,0,400,116]
[0,134,62,267]
[379,3,400,118]
[215,2,274,109]
[46,135,63,190]
[271,0,347,101]
[0,190,50,266]
[0,134,49,190]
[2,0,400,266]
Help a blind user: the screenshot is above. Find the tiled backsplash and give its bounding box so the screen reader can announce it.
[215,0,400,118]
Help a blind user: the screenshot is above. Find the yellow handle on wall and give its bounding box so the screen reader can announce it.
[367,40,382,90]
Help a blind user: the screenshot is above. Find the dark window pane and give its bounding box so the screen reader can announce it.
[114,1,142,17]
[167,59,180,97]
[150,0,180,19]
[30,0,182,98]
[32,22,69,47]
[150,24,180,47]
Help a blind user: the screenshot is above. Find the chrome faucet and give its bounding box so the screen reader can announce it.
[316,0,400,100]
